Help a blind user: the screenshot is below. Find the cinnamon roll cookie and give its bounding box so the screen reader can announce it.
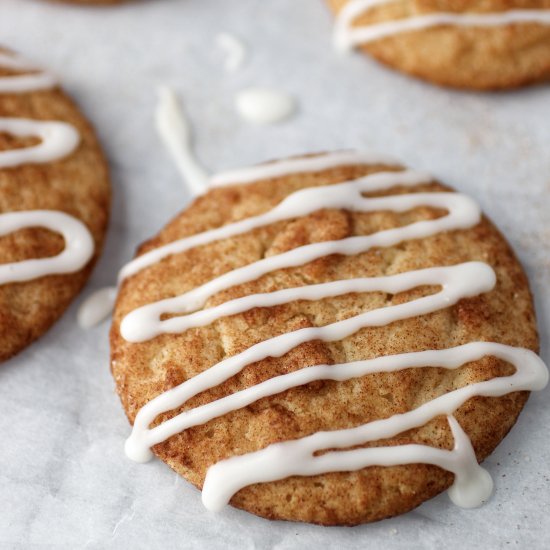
[0,48,110,362]
[110,152,547,525]
[329,1,550,90]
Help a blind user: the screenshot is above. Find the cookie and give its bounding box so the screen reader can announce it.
[53,0,125,5]
[0,48,110,362]
[328,0,550,90]
[110,151,547,525]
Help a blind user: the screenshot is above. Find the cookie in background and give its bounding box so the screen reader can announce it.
[329,0,550,90]
[0,48,110,362]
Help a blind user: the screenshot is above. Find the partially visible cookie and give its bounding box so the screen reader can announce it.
[328,0,550,90]
[0,48,110,362]
[51,0,126,5]
[111,151,547,525]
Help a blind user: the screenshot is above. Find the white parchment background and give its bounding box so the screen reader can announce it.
[0,0,549,548]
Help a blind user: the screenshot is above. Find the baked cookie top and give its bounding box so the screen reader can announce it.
[329,0,550,90]
[0,48,110,362]
[110,152,547,525]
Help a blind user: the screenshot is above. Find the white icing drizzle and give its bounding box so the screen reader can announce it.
[0,118,79,169]
[0,52,94,286]
[202,339,549,511]
[75,153,402,328]
[155,86,210,197]
[118,167,432,286]
[216,33,247,73]
[334,0,550,51]
[123,262,491,343]
[202,413,495,510]
[116,152,548,511]
[119,180,481,342]
[200,344,548,511]
[0,52,57,93]
[211,150,399,187]
[124,262,497,459]
[0,211,94,284]
[235,87,297,125]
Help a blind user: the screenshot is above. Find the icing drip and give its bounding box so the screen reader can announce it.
[0,52,94,285]
[334,0,550,51]
[115,152,548,511]
[235,87,296,125]
[155,86,210,197]
[0,52,57,93]
[216,33,247,73]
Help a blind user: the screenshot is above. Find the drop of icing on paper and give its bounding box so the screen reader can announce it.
[216,32,247,73]
[77,286,118,329]
[235,87,297,125]
[155,86,210,197]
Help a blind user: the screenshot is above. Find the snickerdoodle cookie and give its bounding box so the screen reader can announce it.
[110,151,547,525]
[54,0,125,5]
[329,0,550,90]
[0,48,110,362]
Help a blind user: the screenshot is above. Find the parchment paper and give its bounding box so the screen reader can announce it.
[0,0,549,548]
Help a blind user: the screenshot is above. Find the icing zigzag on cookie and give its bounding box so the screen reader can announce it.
[0,51,94,284]
[0,52,57,93]
[334,0,550,51]
[117,152,548,511]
